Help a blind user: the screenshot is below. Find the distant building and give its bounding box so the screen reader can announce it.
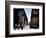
[30,9,39,29]
[14,9,28,29]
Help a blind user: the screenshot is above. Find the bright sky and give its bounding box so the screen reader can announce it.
[24,8,32,23]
